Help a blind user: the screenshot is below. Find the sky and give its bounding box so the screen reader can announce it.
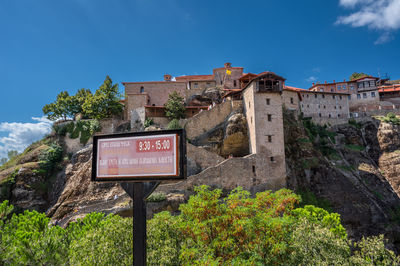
[0,0,399,158]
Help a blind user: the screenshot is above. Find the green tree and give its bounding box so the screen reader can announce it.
[70,88,93,119]
[82,76,123,120]
[350,72,369,81]
[164,91,185,120]
[43,91,74,121]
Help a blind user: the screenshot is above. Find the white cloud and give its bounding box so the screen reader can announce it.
[336,0,400,43]
[374,31,394,44]
[0,116,52,159]
[306,76,318,82]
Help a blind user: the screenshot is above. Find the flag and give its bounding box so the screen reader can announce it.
[226,69,231,75]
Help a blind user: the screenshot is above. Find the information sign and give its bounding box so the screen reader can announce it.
[92,129,186,182]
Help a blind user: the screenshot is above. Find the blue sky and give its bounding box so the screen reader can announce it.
[0,0,399,158]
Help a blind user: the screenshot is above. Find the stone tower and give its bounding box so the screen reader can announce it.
[242,72,286,189]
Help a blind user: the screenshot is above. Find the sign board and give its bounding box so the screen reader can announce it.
[92,129,186,182]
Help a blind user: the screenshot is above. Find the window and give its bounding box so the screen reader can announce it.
[268,135,272,142]
[338,114,341,117]
[333,95,336,99]
[350,86,354,90]
[252,165,255,173]
[266,98,270,105]
[251,117,253,124]
[371,91,376,97]
[329,114,331,118]
[307,104,309,108]
[315,94,317,98]
[334,106,337,109]
[307,94,309,98]
[234,80,237,87]
[337,85,341,90]
[290,97,294,104]
[249,102,251,108]
[358,82,363,88]
[220,80,223,85]
[318,104,320,109]
[357,94,361,99]
[270,156,275,162]
[363,93,367,98]
[267,114,272,121]
[322,94,325,98]
[140,86,144,93]
[370,81,376,87]
[331,89,334,92]
[364,81,369,88]
[339,95,342,100]
[323,105,326,109]
[348,95,351,100]
[301,104,304,108]
[339,106,342,109]
[319,113,321,117]
[342,84,347,89]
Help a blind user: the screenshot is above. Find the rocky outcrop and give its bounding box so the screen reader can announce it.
[186,87,224,106]
[46,146,129,226]
[188,105,249,157]
[284,111,400,252]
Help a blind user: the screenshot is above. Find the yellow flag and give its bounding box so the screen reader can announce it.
[226,69,231,75]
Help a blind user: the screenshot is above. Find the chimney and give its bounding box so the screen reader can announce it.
[164,74,172,82]
[325,81,327,84]
[333,80,335,83]
[312,82,315,86]
[224,62,232,68]
[343,79,346,82]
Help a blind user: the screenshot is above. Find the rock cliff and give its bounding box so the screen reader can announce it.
[1,111,400,251]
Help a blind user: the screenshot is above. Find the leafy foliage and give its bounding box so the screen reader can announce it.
[350,72,369,81]
[43,76,123,121]
[144,118,154,128]
[0,187,398,265]
[167,119,182,130]
[381,112,400,125]
[43,91,75,121]
[82,76,123,120]
[164,91,185,120]
[38,142,63,172]
[302,117,337,156]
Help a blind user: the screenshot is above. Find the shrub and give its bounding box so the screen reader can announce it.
[381,112,400,125]
[144,118,154,128]
[39,143,63,172]
[164,91,185,120]
[147,192,167,202]
[167,119,181,130]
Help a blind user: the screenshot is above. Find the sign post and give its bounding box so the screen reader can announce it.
[92,129,187,266]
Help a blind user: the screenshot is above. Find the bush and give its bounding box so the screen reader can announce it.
[1,187,399,265]
[164,91,185,120]
[167,119,181,130]
[144,118,154,128]
[38,143,63,172]
[382,112,400,125]
[147,192,167,202]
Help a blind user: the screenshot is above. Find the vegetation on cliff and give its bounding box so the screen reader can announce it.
[43,76,123,121]
[1,186,398,265]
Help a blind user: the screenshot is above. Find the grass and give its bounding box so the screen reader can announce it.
[345,144,364,152]
[328,152,341,161]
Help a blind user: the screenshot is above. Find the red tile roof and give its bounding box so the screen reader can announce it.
[379,85,400,93]
[175,75,214,81]
[284,86,307,92]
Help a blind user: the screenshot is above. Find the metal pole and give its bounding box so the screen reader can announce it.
[133,182,146,266]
